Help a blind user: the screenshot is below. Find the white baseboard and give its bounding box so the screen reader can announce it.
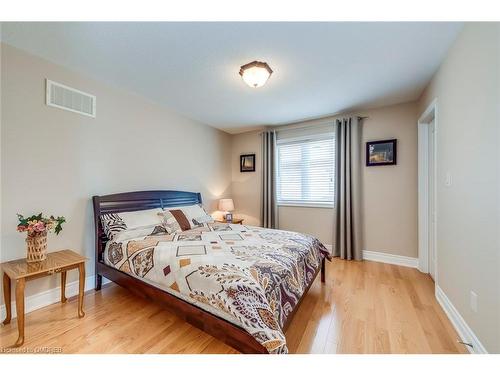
[362,250,419,268]
[0,275,111,321]
[435,285,487,354]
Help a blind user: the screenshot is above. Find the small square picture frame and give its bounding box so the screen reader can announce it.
[240,154,256,172]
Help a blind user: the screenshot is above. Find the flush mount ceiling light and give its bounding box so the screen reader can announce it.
[239,61,273,88]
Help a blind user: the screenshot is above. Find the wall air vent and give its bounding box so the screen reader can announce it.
[46,79,96,118]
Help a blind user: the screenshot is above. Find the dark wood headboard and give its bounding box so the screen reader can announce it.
[92,190,202,263]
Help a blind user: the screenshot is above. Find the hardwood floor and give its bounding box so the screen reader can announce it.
[0,259,467,354]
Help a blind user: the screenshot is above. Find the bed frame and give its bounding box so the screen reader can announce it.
[93,190,325,354]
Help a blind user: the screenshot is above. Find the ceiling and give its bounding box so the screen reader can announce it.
[1,22,462,133]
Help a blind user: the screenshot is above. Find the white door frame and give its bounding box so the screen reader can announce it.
[418,99,438,279]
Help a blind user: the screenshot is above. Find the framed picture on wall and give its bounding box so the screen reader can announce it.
[366,139,397,166]
[240,154,256,172]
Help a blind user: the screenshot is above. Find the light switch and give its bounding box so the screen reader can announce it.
[445,172,452,187]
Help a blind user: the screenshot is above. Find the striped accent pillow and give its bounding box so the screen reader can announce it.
[100,213,127,239]
[169,210,192,231]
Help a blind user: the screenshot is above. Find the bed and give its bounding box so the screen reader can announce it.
[93,190,330,354]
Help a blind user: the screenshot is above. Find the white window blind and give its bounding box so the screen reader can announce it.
[277,133,335,207]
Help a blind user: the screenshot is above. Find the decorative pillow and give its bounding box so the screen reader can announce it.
[162,204,211,230]
[158,210,183,234]
[100,208,163,240]
[192,214,215,226]
[100,213,127,240]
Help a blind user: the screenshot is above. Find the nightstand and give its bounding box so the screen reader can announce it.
[215,218,244,225]
[1,249,87,347]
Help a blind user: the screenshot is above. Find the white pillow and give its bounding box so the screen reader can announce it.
[118,208,163,228]
[101,208,163,240]
[113,225,169,241]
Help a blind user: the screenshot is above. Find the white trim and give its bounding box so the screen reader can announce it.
[435,285,488,354]
[417,98,438,278]
[278,201,334,209]
[362,250,419,268]
[418,121,430,273]
[418,98,438,124]
[0,275,111,321]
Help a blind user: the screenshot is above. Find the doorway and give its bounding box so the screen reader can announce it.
[418,100,437,280]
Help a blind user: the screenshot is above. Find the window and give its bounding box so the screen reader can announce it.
[277,133,335,207]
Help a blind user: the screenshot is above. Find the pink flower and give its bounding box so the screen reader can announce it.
[33,222,46,232]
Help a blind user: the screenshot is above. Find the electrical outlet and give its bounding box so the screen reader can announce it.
[470,291,478,313]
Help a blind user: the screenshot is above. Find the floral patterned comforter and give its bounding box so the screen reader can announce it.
[104,223,330,353]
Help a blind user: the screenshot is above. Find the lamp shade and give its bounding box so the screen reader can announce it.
[218,198,235,212]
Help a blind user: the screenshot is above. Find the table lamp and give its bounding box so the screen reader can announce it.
[218,198,235,222]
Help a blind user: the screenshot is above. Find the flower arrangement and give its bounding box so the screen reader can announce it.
[17,213,65,236]
[17,213,66,262]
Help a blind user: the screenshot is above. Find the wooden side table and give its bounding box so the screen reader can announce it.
[1,249,87,347]
[215,218,244,225]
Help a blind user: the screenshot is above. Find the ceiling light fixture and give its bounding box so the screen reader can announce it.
[239,61,273,88]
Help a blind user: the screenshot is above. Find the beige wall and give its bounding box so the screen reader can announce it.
[417,23,500,353]
[230,130,262,226]
[0,44,232,301]
[362,102,418,257]
[231,101,419,254]
[278,206,334,245]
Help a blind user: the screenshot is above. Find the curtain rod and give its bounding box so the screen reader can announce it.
[265,116,369,134]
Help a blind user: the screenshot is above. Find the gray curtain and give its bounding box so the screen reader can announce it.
[334,117,363,260]
[261,130,278,229]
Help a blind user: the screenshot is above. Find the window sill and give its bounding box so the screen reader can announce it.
[278,202,335,209]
